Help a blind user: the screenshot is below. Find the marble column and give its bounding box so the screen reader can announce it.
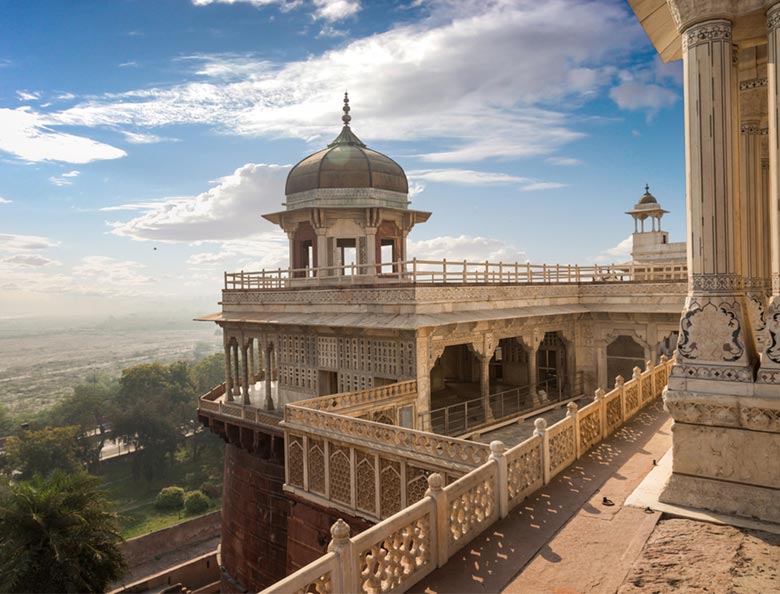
[248,339,256,379]
[231,342,241,397]
[315,230,328,276]
[241,343,250,406]
[365,226,377,276]
[224,343,233,402]
[759,4,780,383]
[264,344,274,411]
[478,353,495,423]
[667,19,755,386]
[528,346,538,400]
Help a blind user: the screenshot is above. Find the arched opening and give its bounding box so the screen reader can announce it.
[429,344,481,434]
[538,331,568,400]
[376,220,401,273]
[607,335,645,385]
[293,222,316,277]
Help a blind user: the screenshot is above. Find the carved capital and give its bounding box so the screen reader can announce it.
[769,3,780,33]
[682,20,731,51]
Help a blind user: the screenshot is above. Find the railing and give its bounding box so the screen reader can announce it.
[197,380,283,427]
[298,380,418,415]
[427,377,568,436]
[224,259,688,290]
[261,355,673,594]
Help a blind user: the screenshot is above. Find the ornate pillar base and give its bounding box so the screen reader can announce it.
[662,388,780,523]
[757,290,780,385]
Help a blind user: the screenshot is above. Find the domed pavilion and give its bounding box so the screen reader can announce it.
[263,93,430,277]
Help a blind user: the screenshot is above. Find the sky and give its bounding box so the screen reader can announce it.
[0,0,686,318]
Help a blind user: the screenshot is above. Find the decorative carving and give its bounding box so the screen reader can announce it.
[665,400,739,426]
[308,439,325,494]
[548,423,576,474]
[739,78,768,91]
[406,465,430,505]
[359,513,431,594]
[671,363,754,382]
[624,382,640,415]
[769,4,780,32]
[288,435,304,488]
[765,307,780,364]
[741,407,780,432]
[379,459,401,518]
[740,123,768,136]
[294,572,333,594]
[578,407,601,451]
[689,273,743,292]
[682,21,731,51]
[606,395,622,433]
[448,476,495,545]
[329,445,352,504]
[356,451,376,513]
[507,441,542,503]
[678,302,744,362]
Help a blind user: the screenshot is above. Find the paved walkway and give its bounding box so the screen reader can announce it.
[412,400,673,594]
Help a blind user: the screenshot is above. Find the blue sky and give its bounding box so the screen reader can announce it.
[0,0,685,317]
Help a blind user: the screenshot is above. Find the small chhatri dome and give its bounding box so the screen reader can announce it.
[636,184,659,208]
[284,93,409,198]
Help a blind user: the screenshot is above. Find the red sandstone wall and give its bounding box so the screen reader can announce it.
[220,443,289,592]
[286,496,371,574]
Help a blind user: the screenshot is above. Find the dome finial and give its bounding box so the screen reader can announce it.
[645,183,650,193]
[342,91,351,126]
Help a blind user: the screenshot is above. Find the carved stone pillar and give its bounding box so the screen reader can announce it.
[224,343,234,402]
[477,353,494,423]
[659,14,780,524]
[365,226,377,275]
[241,343,251,406]
[669,20,755,385]
[248,339,256,378]
[760,4,780,383]
[315,230,328,276]
[264,344,274,411]
[232,342,241,397]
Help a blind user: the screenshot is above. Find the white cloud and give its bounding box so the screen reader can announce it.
[121,131,177,144]
[40,0,642,163]
[49,170,80,186]
[187,232,289,271]
[519,181,567,191]
[409,169,531,185]
[409,168,565,191]
[0,233,60,252]
[192,0,360,21]
[609,58,680,114]
[546,156,581,166]
[118,61,139,68]
[72,255,154,286]
[0,197,11,204]
[312,0,360,21]
[2,254,61,267]
[593,235,632,263]
[106,162,290,242]
[409,235,527,263]
[16,90,41,102]
[0,107,126,164]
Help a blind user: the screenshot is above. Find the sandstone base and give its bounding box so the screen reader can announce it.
[660,472,780,524]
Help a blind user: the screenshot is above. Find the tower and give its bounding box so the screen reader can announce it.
[263,93,430,280]
[626,185,684,264]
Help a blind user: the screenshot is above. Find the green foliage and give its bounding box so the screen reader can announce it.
[191,352,225,394]
[110,362,197,481]
[183,490,210,515]
[0,471,126,593]
[45,380,117,471]
[154,486,185,511]
[199,482,220,499]
[4,426,83,479]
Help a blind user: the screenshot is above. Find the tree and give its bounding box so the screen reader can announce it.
[4,427,83,480]
[0,405,14,438]
[0,471,126,593]
[191,352,225,394]
[110,362,197,480]
[46,381,117,472]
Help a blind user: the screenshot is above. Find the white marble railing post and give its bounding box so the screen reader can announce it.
[594,387,606,440]
[533,418,549,485]
[425,473,449,567]
[327,519,356,594]
[489,441,508,519]
[567,402,580,458]
[614,375,625,423]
